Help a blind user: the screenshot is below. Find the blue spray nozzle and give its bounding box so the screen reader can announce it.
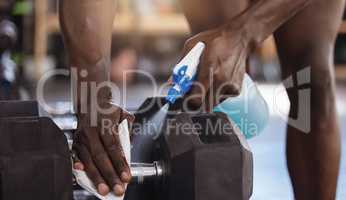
[166,87,180,104]
[165,42,206,104]
[165,75,194,104]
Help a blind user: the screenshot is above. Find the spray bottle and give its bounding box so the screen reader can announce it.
[166,42,206,104]
[166,42,269,139]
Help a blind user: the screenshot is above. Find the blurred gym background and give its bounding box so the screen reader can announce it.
[0,0,345,199]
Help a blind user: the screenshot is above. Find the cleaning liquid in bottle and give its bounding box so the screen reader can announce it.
[165,42,269,139]
[213,74,269,139]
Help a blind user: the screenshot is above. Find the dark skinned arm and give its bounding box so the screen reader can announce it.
[59,0,134,196]
[182,0,312,111]
[232,0,312,44]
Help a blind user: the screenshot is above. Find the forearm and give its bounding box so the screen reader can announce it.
[226,0,312,45]
[59,0,116,108]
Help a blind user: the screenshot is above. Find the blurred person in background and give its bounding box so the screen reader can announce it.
[110,43,138,85]
[59,0,344,199]
[0,0,14,19]
[0,0,20,100]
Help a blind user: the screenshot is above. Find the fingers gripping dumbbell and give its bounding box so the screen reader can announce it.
[54,113,165,185]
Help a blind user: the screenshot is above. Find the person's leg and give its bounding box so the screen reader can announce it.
[274,0,345,199]
[179,0,251,34]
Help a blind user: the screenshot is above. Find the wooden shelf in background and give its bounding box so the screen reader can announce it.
[136,14,189,35]
[47,13,190,36]
[48,16,346,35]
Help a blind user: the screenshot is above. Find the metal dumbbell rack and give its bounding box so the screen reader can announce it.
[0,98,253,200]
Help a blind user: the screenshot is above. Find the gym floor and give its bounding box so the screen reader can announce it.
[44,79,346,200]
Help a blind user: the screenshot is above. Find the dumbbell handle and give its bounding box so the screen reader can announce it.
[130,162,164,184]
[53,114,164,184]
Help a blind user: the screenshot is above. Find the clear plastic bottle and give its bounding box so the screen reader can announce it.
[213,74,269,139]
